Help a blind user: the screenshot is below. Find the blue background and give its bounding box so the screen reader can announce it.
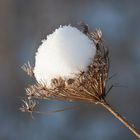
[0,0,140,140]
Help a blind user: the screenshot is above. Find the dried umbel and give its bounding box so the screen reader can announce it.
[21,24,140,139]
[22,26,109,103]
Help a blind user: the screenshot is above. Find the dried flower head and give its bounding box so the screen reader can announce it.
[22,24,109,103]
[20,23,140,139]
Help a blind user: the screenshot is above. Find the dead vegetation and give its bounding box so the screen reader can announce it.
[20,23,140,139]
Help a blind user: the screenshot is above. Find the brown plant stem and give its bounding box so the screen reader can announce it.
[98,100,140,139]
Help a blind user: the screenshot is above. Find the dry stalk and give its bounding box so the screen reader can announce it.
[21,24,140,139]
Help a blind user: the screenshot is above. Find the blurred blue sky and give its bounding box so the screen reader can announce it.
[0,0,140,140]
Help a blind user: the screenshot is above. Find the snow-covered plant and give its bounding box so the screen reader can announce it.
[34,25,96,86]
[21,23,140,139]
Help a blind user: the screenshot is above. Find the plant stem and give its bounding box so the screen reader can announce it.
[98,100,140,139]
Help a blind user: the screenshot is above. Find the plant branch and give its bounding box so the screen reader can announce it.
[98,100,140,139]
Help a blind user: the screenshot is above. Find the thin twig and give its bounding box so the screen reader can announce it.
[34,106,80,116]
[98,100,140,139]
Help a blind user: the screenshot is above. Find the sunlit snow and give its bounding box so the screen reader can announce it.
[34,25,96,86]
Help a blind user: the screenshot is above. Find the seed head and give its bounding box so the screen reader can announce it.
[21,24,109,106]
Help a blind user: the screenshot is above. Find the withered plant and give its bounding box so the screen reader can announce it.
[21,24,140,139]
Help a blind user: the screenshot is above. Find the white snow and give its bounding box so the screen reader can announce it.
[34,25,96,86]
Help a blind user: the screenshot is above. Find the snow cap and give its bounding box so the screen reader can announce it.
[34,25,96,86]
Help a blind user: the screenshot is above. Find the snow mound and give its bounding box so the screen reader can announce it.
[34,25,96,86]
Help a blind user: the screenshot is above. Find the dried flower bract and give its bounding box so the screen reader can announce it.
[20,99,37,113]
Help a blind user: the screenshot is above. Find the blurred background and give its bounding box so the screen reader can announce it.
[0,0,140,140]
